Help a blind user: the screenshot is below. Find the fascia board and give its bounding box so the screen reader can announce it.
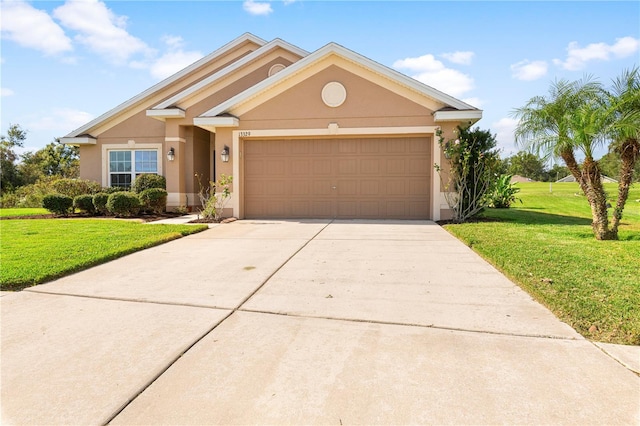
[193,117,240,127]
[152,39,309,110]
[201,42,478,118]
[64,33,267,138]
[145,109,186,120]
[433,110,483,123]
[60,136,97,145]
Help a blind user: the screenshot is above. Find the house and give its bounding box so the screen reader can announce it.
[556,174,618,183]
[61,33,482,220]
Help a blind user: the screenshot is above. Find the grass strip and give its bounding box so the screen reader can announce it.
[444,182,640,345]
[0,208,50,217]
[0,219,208,291]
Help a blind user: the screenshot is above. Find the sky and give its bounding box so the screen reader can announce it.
[1,0,639,160]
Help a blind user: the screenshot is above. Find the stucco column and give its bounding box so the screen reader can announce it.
[165,122,187,209]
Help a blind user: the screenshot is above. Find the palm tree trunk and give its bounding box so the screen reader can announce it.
[560,149,589,194]
[611,139,640,234]
[582,158,616,240]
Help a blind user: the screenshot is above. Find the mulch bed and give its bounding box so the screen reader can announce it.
[0,212,184,222]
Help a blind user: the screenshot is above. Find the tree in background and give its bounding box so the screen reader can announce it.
[506,151,547,181]
[513,68,639,240]
[19,140,79,185]
[0,124,27,191]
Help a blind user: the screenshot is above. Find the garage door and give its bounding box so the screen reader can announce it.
[244,137,431,219]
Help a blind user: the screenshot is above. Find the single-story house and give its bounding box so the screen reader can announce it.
[62,33,482,220]
[556,174,618,183]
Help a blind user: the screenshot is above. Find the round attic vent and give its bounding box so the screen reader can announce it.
[321,82,347,107]
[268,63,286,77]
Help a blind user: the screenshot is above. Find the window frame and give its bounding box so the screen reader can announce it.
[101,143,163,188]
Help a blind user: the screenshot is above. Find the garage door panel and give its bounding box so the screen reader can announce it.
[313,160,332,175]
[244,137,431,219]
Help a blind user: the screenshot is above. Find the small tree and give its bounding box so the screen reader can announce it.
[196,173,233,222]
[435,126,500,222]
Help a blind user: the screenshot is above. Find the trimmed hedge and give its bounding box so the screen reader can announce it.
[106,192,140,217]
[92,193,109,215]
[52,178,102,199]
[42,194,73,216]
[138,188,167,214]
[73,194,96,214]
[133,174,166,193]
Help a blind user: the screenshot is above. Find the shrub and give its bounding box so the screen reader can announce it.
[0,192,20,208]
[138,188,167,214]
[73,194,96,214]
[93,193,110,215]
[42,194,73,216]
[106,192,140,217]
[52,178,101,199]
[132,174,166,193]
[102,186,127,194]
[196,173,233,222]
[487,174,522,209]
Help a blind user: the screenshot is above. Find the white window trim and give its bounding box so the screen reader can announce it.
[101,143,163,187]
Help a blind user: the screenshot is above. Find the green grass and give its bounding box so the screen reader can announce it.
[444,182,640,345]
[0,219,208,291]
[0,208,50,217]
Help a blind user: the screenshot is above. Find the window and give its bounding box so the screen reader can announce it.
[109,150,158,188]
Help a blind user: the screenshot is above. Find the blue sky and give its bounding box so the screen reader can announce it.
[1,0,638,159]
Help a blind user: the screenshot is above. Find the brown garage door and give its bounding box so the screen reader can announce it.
[244,137,431,219]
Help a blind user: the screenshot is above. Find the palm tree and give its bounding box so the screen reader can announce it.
[512,77,618,240]
[606,68,640,236]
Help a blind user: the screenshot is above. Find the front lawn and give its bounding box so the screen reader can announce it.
[444,182,640,345]
[0,219,208,291]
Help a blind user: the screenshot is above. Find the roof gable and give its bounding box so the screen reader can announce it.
[64,33,267,138]
[149,39,308,112]
[199,42,480,119]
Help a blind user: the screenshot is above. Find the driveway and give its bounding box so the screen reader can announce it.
[2,220,638,425]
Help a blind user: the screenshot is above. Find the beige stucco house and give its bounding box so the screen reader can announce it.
[62,33,481,220]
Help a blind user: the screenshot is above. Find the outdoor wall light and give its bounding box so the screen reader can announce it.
[221,146,230,163]
[167,147,175,161]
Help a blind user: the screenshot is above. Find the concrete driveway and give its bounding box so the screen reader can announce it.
[2,220,638,425]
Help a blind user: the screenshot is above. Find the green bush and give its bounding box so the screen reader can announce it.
[138,188,167,214]
[106,192,140,217]
[487,174,522,209]
[132,174,166,193]
[0,192,20,208]
[73,194,96,214]
[42,194,73,216]
[102,186,127,194]
[92,193,109,215]
[52,178,101,199]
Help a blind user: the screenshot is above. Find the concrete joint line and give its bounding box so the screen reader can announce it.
[232,219,335,311]
[23,288,227,310]
[103,219,334,425]
[239,308,583,342]
[102,310,235,425]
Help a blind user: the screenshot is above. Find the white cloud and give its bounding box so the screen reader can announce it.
[243,0,273,16]
[441,51,474,65]
[1,88,15,97]
[492,117,519,156]
[28,108,95,133]
[553,36,640,71]
[0,0,72,55]
[144,35,203,80]
[283,0,296,4]
[393,54,474,97]
[510,60,548,81]
[149,50,204,80]
[53,0,151,64]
